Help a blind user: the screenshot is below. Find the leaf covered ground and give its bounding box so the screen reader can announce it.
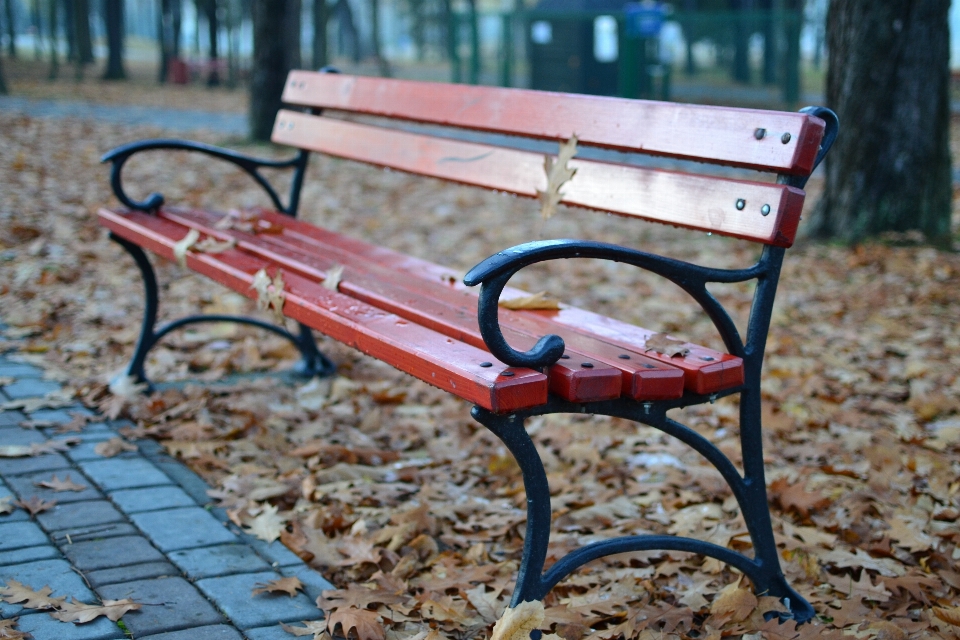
[2,104,960,640]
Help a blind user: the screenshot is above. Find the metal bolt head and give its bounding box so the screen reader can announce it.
[761,204,771,216]
[754,128,766,140]
[736,198,746,210]
[479,361,492,368]
[781,132,792,144]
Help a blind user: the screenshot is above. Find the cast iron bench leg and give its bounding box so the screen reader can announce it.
[110,232,335,390]
[471,398,815,624]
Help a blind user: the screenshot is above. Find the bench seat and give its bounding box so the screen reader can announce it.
[100,205,745,408]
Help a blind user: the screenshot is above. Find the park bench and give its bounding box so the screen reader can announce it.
[99,70,837,624]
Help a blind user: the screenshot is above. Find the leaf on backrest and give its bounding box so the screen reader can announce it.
[324,264,345,291]
[172,228,200,268]
[499,292,561,311]
[538,135,579,220]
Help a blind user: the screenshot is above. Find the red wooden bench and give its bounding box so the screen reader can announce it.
[100,70,837,624]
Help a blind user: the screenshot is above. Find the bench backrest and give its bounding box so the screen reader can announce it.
[272,71,828,248]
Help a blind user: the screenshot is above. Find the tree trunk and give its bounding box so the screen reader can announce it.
[64,0,74,61]
[74,0,93,64]
[4,0,16,58]
[730,0,750,83]
[102,0,125,79]
[249,0,299,141]
[205,0,219,85]
[158,0,180,83]
[812,0,952,246]
[369,0,390,77]
[0,42,8,93]
[32,0,43,60]
[312,0,327,70]
[47,0,58,79]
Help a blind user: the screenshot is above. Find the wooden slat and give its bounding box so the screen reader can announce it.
[99,209,548,413]
[280,72,825,175]
[159,207,737,398]
[158,208,627,403]
[272,111,806,247]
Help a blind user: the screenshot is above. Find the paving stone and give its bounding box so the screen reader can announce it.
[247,538,307,569]
[2,378,62,399]
[35,499,125,532]
[0,544,61,565]
[0,428,46,447]
[62,535,166,571]
[79,457,173,491]
[0,451,71,476]
[245,625,317,640]
[152,457,214,505]
[0,410,26,426]
[109,485,196,514]
[134,439,165,457]
[0,521,50,552]
[140,624,245,640]
[0,558,95,618]
[85,561,180,588]
[98,576,224,636]
[0,362,43,377]
[169,544,271,580]
[195,571,320,629]
[51,522,140,545]
[3,469,103,504]
[63,434,130,462]
[131,506,238,552]
[13,613,125,640]
[26,408,84,424]
[280,565,336,601]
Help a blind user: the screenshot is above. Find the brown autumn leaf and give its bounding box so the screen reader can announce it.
[768,477,831,519]
[244,503,287,543]
[14,496,57,516]
[538,134,578,220]
[491,600,545,640]
[172,228,200,268]
[933,605,960,627]
[280,620,329,638]
[0,618,31,640]
[324,264,345,291]
[0,581,66,610]
[329,606,385,640]
[250,268,286,324]
[193,236,237,254]
[35,474,88,492]
[0,496,15,516]
[49,598,142,623]
[319,583,406,611]
[643,333,690,358]
[708,582,757,624]
[53,412,96,434]
[498,291,561,311]
[252,576,304,597]
[94,437,138,458]
[827,571,891,603]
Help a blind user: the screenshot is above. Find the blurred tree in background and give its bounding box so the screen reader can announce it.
[102,0,125,79]
[249,0,300,141]
[814,0,952,246]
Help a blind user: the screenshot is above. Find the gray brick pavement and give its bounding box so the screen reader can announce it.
[79,456,173,491]
[196,571,320,629]
[35,499,126,532]
[170,544,271,580]
[85,561,179,588]
[0,521,50,552]
[0,452,72,476]
[3,469,103,504]
[140,625,245,640]
[130,506,239,551]
[98,576,225,636]
[0,558,96,618]
[62,535,167,571]
[12,613,125,640]
[2,378,62,399]
[109,485,196,514]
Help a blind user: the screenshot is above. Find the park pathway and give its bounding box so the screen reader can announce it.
[0,317,332,639]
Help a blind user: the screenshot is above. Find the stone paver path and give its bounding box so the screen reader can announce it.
[0,328,333,639]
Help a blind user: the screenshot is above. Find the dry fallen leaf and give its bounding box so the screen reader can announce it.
[49,598,142,623]
[0,581,66,611]
[709,581,757,624]
[0,618,31,639]
[194,236,237,254]
[280,620,329,638]
[499,291,561,311]
[329,607,384,640]
[324,264,345,291]
[94,437,138,458]
[252,576,305,597]
[491,600,545,640]
[14,497,57,516]
[644,333,690,358]
[251,268,287,324]
[35,474,88,492]
[0,445,34,458]
[934,605,960,626]
[538,135,578,220]
[172,228,200,268]
[0,496,15,516]
[244,503,288,543]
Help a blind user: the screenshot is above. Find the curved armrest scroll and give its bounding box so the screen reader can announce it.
[464,240,766,366]
[101,139,305,213]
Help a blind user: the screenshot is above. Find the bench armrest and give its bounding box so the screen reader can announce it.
[464,239,766,369]
[101,139,308,214]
